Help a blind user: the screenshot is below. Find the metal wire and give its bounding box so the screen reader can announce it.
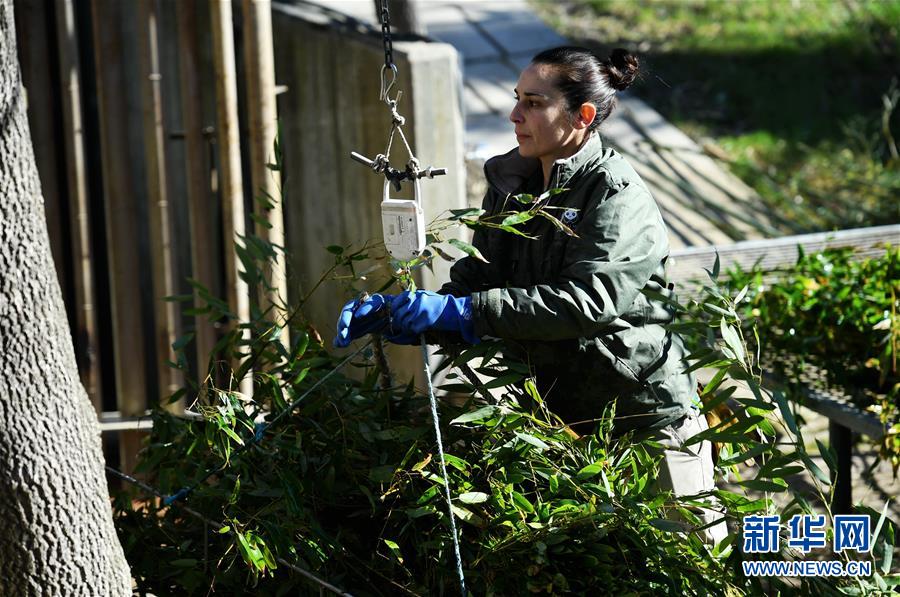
[106,466,353,596]
[420,337,467,595]
[164,341,373,505]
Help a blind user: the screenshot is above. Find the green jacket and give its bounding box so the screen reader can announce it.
[440,134,695,433]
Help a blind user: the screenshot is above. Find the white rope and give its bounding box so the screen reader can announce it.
[420,336,467,595]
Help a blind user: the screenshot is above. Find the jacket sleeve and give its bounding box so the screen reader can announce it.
[439,190,506,297]
[470,180,669,341]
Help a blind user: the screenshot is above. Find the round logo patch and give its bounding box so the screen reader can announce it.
[561,209,579,224]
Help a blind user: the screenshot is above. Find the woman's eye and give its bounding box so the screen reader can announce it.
[514,97,537,109]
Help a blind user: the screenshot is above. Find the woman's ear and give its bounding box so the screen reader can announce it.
[577,103,597,129]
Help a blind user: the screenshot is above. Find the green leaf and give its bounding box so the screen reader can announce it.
[449,207,484,218]
[524,378,541,403]
[458,492,489,504]
[719,319,746,366]
[736,479,787,492]
[576,462,604,480]
[501,210,536,227]
[511,491,534,513]
[417,485,440,505]
[443,454,469,472]
[382,539,404,564]
[799,452,831,486]
[222,427,244,446]
[451,504,485,526]
[872,501,891,548]
[450,405,500,425]
[448,238,489,263]
[537,211,577,237]
[498,224,538,239]
[431,244,456,262]
[483,374,522,389]
[816,439,838,474]
[514,432,550,451]
[772,389,798,435]
[641,288,684,312]
[650,518,688,533]
[717,443,768,466]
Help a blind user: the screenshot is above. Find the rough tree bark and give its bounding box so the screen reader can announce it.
[0,0,131,594]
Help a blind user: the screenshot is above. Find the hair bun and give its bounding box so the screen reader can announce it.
[604,48,639,91]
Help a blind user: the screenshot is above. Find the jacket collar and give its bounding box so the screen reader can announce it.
[484,132,606,196]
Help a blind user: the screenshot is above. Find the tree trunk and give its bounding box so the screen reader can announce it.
[0,0,131,594]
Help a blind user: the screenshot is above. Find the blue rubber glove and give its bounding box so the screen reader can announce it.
[385,290,480,344]
[333,293,398,348]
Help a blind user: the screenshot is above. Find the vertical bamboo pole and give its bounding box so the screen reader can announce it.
[210,0,252,398]
[89,0,148,472]
[54,0,102,413]
[176,0,217,380]
[136,0,183,407]
[242,0,288,350]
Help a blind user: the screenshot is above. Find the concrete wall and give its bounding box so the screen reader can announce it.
[273,4,467,385]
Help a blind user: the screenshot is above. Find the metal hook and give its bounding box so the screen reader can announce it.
[380,63,398,104]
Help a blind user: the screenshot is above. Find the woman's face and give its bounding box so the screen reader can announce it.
[509,63,582,164]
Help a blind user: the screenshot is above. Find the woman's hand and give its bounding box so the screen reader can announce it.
[333,293,398,348]
[384,290,480,345]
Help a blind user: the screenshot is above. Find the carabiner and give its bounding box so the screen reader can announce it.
[379,63,399,105]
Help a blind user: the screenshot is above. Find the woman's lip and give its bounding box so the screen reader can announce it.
[516,133,530,140]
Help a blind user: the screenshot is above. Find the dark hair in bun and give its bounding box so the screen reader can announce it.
[530,46,640,130]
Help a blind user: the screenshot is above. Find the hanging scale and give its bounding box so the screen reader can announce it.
[349,3,446,262]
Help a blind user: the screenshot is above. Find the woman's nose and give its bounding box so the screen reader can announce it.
[509,103,522,124]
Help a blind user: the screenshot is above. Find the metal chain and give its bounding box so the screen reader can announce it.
[379,0,393,69]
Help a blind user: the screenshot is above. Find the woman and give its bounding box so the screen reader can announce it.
[336,46,726,543]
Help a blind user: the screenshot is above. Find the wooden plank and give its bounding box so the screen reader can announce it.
[15,0,67,291]
[54,0,103,413]
[176,0,218,378]
[210,0,252,398]
[138,0,183,406]
[98,411,154,433]
[90,0,150,471]
[88,0,149,409]
[242,0,289,350]
[668,223,900,287]
[761,369,885,440]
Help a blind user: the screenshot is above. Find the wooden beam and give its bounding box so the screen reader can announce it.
[668,223,900,288]
[242,0,289,350]
[176,0,218,380]
[210,0,252,398]
[137,0,183,407]
[89,0,149,471]
[54,0,103,413]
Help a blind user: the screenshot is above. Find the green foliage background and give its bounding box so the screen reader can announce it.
[538,0,900,233]
[720,246,900,470]
[113,189,899,594]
